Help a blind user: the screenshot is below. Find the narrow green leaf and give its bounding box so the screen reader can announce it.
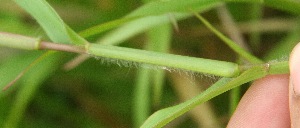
[78,17,136,38]
[141,66,268,128]
[13,0,87,45]
[126,0,264,18]
[249,3,263,50]
[0,52,43,91]
[96,13,188,45]
[133,23,172,127]
[133,68,151,128]
[65,25,89,45]
[127,0,222,18]
[264,24,300,60]
[263,0,300,15]
[229,87,240,115]
[147,24,172,107]
[194,13,263,64]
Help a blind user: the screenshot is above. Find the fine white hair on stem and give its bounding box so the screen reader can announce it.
[89,55,220,82]
[268,55,289,63]
[264,63,270,73]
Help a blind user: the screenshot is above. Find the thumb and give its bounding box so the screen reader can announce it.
[289,42,300,127]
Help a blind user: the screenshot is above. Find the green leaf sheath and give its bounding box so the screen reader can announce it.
[0,32,40,50]
[239,60,289,75]
[87,44,239,77]
[268,61,289,75]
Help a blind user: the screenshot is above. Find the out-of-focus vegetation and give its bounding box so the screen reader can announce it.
[0,0,299,127]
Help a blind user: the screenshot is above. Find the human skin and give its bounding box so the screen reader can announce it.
[289,42,300,127]
[227,74,290,127]
[228,43,300,128]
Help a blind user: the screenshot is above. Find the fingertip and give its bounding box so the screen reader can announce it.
[228,75,290,128]
[289,42,300,127]
[290,42,300,96]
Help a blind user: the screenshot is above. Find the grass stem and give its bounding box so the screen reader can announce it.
[87,44,240,77]
[0,32,289,78]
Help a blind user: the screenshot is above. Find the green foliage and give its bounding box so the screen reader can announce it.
[95,13,188,45]
[4,52,61,128]
[0,0,299,127]
[14,0,87,45]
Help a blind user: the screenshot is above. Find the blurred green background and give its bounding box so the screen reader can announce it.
[0,0,299,127]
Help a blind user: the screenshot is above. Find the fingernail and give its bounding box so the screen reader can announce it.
[290,43,300,96]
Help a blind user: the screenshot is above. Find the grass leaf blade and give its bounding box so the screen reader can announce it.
[147,24,172,106]
[127,0,222,18]
[133,68,152,128]
[263,0,300,14]
[13,0,87,45]
[97,13,188,45]
[194,13,263,64]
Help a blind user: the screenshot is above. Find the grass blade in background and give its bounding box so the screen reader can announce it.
[133,68,151,128]
[169,73,221,128]
[126,0,266,20]
[13,0,87,45]
[3,52,61,128]
[133,23,172,127]
[217,5,250,115]
[146,24,172,107]
[263,0,300,14]
[64,0,297,70]
[0,53,43,126]
[96,13,187,45]
[78,17,136,38]
[264,23,300,60]
[249,3,263,50]
[127,0,221,17]
[194,13,263,64]
[0,52,43,95]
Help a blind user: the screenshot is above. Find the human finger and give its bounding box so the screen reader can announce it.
[289,42,300,127]
[227,74,290,128]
